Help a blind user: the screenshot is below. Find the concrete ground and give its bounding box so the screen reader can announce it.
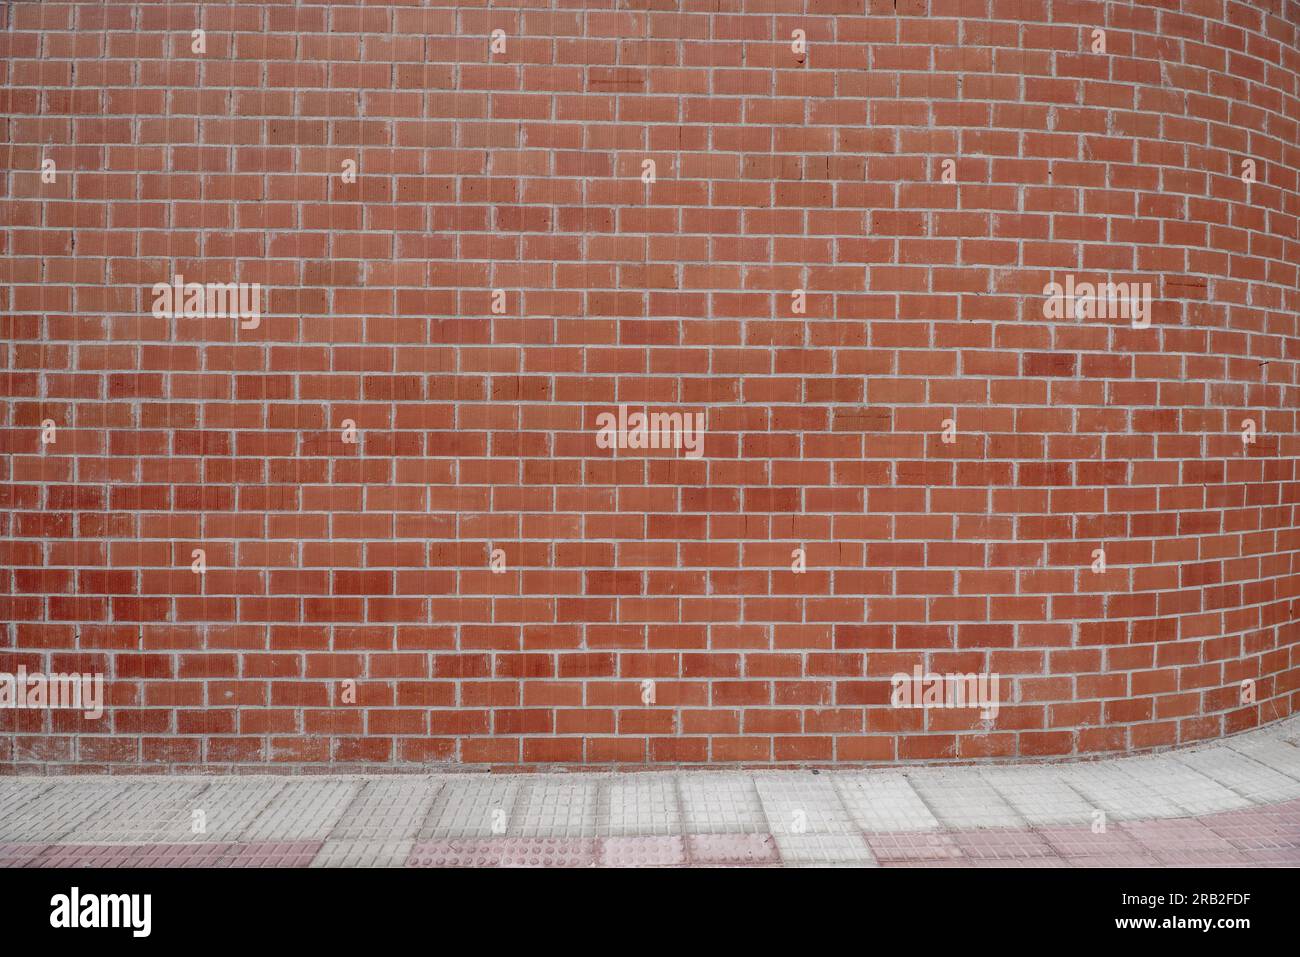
[2,717,1299,867]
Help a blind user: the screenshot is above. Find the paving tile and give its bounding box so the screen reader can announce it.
[61,781,209,844]
[311,839,413,868]
[0,842,47,867]
[0,782,124,842]
[1112,757,1251,815]
[832,773,940,832]
[418,777,520,839]
[755,775,855,834]
[906,770,1025,829]
[1057,762,1186,821]
[773,832,876,865]
[600,836,685,867]
[185,779,286,841]
[978,767,1097,826]
[512,778,597,837]
[865,831,963,861]
[1036,825,1144,858]
[329,779,440,841]
[679,775,766,834]
[407,838,596,868]
[243,781,360,841]
[1147,848,1254,867]
[1062,853,1162,868]
[599,776,681,836]
[1224,738,1300,780]
[952,828,1056,860]
[968,857,1068,868]
[35,842,230,868]
[687,833,779,865]
[1119,818,1238,853]
[222,841,324,868]
[1173,746,1300,805]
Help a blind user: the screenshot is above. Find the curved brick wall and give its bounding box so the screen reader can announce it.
[1,0,1298,772]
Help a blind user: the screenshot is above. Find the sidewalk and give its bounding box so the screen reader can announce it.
[2,718,1299,867]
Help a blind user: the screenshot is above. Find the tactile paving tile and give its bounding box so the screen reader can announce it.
[407,838,596,868]
[833,773,940,832]
[968,857,1067,868]
[222,841,324,868]
[1062,853,1161,868]
[755,776,855,834]
[37,843,232,868]
[61,781,210,844]
[1146,848,1253,867]
[679,775,767,834]
[1173,746,1300,805]
[0,842,49,867]
[687,833,779,865]
[978,767,1098,826]
[512,778,597,837]
[0,782,125,842]
[865,831,963,861]
[329,779,440,841]
[186,779,287,841]
[905,771,1025,829]
[242,781,360,841]
[418,777,520,839]
[952,828,1056,860]
[773,832,876,865]
[1112,757,1251,815]
[599,776,681,836]
[310,839,414,868]
[1056,762,1187,821]
[599,836,685,867]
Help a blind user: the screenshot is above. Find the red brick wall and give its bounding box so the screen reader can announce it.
[2,0,1298,772]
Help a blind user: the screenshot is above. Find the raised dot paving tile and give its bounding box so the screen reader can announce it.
[600,836,686,867]
[686,833,780,866]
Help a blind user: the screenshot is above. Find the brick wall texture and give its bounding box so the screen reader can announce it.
[2,0,1299,773]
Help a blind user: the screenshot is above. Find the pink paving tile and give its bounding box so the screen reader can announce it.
[865,832,963,861]
[687,834,779,866]
[1119,819,1237,852]
[1036,825,1144,858]
[879,859,971,868]
[953,829,1056,860]
[969,858,1067,868]
[1147,848,1254,867]
[0,843,48,867]
[223,841,323,868]
[600,836,685,868]
[1063,854,1162,868]
[407,838,597,868]
[36,843,233,868]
